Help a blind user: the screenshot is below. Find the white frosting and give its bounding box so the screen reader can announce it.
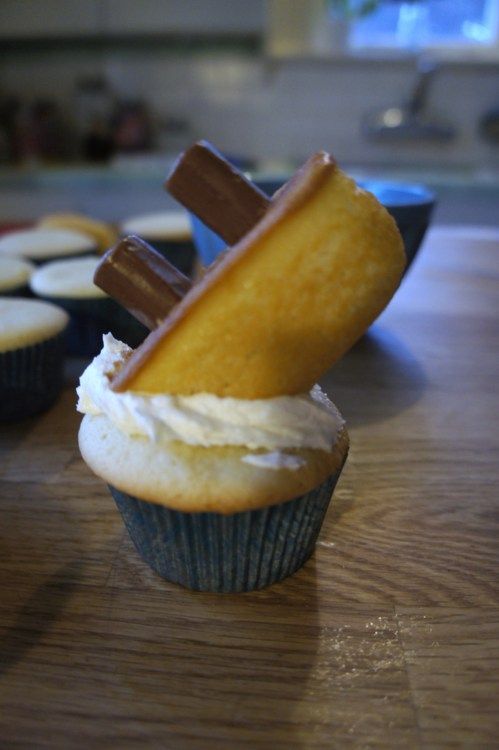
[0,228,95,259]
[121,211,191,240]
[0,298,68,352]
[30,256,107,299]
[77,335,343,459]
[241,452,306,471]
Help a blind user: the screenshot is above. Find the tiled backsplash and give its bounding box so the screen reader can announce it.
[1,47,498,169]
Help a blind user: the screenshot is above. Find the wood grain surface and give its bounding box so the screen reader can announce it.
[1,229,498,749]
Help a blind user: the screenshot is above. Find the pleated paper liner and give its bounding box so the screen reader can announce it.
[0,331,66,420]
[110,466,344,593]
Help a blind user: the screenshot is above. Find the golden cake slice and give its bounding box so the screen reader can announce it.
[112,152,406,398]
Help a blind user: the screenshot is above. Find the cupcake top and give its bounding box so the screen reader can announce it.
[0,297,69,352]
[0,256,35,292]
[0,228,96,261]
[79,411,348,513]
[120,211,192,241]
[38,212,119,253]
[30,256,108,299]
[77,334,347,512]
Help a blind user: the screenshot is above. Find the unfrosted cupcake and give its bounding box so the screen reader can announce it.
[0,257,35,297]
[120,211,196,276]
[0,297,68,420]
[30,256,147,355]
[0,227,96,265]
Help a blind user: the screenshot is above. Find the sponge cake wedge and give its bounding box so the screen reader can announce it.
[112,152,405,398]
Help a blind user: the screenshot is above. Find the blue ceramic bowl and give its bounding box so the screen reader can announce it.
[190,177,435,273]
[362,180,435,272]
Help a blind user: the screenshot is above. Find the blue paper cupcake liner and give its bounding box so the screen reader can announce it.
[29,250,97,267]
[109,468,343,593]
[0,331,66,420]
[0,284,33,298]
[37,296,148,356]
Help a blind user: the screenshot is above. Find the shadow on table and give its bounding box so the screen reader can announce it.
[0,417,44,471]
[320,325,427,428]
[112,554,321,749]
[0,561,84,676]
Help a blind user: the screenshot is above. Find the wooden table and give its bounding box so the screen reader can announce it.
[1,229,498,749]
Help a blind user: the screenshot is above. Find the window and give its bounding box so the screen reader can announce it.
[344,0,499,58]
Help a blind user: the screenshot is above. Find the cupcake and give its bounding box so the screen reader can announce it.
[120,211,196,277]
[38,212,119,254]
[0,256,35,297]
[0,297,69,420]
[0,227,96,265]
[78,146,405,592]
[78,336,348,591]
[30,256,147,356]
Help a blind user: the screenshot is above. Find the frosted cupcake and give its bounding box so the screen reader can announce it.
[0,298,68,420]
[120,211,196,277]
[78,335,349,591]
[0,227,96,265]
[77,147,405,592]
[38,212,119,254]
[30,256,147,355]
[0,257,35,297]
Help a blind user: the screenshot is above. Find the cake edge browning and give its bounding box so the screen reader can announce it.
[78,412,349,514]
[111,151,336,393]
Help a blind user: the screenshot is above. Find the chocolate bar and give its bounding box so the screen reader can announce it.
[96,144,272,331]
[165,141,271,245]
[94,236,192,330]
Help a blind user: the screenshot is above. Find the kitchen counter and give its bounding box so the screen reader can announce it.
[0,230,498,748]
[0,162,498,226]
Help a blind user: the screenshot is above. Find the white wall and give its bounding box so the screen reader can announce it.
[0,47,498,170]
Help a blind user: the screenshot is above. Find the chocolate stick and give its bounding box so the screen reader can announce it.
[165,141,271,246]
[96,144,272,331]
[94,236,192,330]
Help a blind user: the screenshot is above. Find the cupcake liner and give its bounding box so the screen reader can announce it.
[0,331,66,420]
[109,468,343,593]
[29,249,96,267]
[0,284,33,298]
[38,296,147,356]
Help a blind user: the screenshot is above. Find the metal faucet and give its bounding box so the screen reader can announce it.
[362,58,456,143]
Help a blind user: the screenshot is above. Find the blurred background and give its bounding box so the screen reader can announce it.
[0,0,498,224]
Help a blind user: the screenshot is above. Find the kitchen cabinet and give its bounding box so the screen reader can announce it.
[0,0,265,40]
[0,0,101,37]
[104,0,264,35]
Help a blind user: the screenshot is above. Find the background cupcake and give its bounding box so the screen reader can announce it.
[0,297,68,420]
[120,211,197,277]
[37,212,119,255]
[0,256,35,297]
[30,256,147,356]
[0,227,97,265]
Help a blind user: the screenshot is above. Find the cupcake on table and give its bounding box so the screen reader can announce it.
[0,297,68,420]
[0,227,96,265]
[77,142,406,592]
[37,212,119,255]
